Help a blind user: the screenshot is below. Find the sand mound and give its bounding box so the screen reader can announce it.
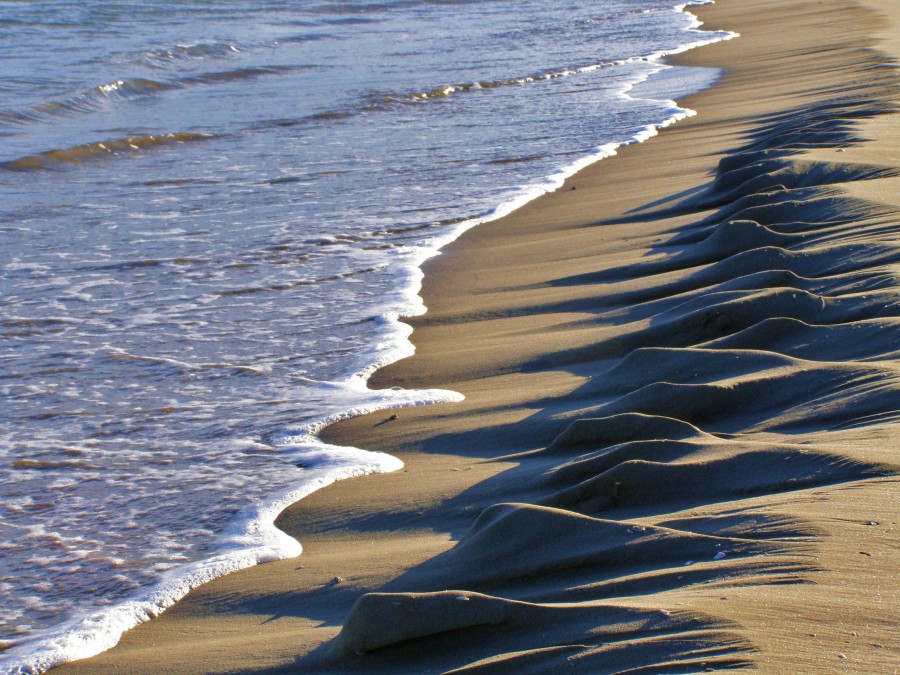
[332,591,753,673]
[735,98,899,153]
[544,413,710,454]
[706,158,899,206]
[701,317,900,361]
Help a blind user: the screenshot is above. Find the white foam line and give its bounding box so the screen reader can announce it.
[0,3,738,673]
[1,453,398,675]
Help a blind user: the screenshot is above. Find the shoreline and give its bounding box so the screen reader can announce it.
[0,7,737,673]
[55,0,900,672]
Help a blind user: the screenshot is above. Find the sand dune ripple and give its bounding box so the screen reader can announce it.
[308,87,900,673]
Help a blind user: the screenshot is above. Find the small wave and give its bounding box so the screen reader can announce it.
[320,16,382,26]
[304,110,353,123]
[83,259,164,271]
[12,459,100,471]
[361,62,615,112]
[260,51,681,129]
[3,318,71,328]
[278,32,341,44]
[140,41,245,66]
[179,65,297,86]
[0,67,295,129]
[488,153,549,166]
[252,109,354,132]
[215,265,383,298]
[1,133,213,172]
[0,79,176,127]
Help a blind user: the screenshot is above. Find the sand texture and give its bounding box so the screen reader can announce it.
[56,0,899,673]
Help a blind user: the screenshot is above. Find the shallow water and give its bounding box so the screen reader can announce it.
[0,0,732,670]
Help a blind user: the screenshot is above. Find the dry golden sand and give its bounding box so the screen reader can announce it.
[57,0,899,672]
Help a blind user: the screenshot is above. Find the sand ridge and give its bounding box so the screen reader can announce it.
[303,93,900,671]
[54,0,900,672]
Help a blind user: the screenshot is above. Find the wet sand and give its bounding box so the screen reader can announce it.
[57,0,900,672]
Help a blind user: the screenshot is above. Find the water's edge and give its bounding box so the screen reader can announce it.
[1,3,737,673]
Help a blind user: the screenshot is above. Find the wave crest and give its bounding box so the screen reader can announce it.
[1,133,213,171]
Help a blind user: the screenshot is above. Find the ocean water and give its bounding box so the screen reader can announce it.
[0,1,733,671]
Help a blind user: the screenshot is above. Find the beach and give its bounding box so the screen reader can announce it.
[53,0,900,672]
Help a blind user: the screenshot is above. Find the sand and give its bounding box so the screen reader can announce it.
[56,0,900,672]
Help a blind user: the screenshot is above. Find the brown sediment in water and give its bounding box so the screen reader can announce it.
[1,132,213,172]
[56,0,900,672]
